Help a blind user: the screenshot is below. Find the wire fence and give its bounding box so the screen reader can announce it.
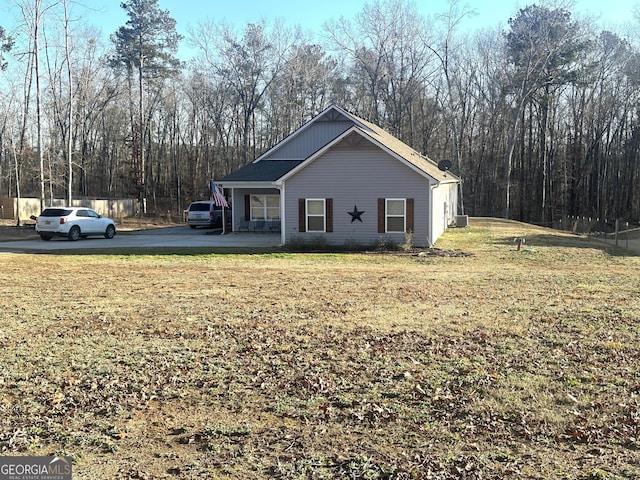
[556,215,640,253]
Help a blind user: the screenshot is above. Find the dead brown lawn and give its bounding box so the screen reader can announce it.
[0,218,638,479]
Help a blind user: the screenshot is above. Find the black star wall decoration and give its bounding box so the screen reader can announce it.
[348,205,365,223]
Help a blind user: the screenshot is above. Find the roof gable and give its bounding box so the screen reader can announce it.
[220,105,460,185]
[278,122,458,185]
[252,108,356,164]
[345,113,459,183]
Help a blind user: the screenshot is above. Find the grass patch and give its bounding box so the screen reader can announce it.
[0,218,638,479]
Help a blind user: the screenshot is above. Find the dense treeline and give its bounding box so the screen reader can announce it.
[0,0,638,224]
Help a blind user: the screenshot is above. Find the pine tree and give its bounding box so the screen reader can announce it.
[109,0,182,213]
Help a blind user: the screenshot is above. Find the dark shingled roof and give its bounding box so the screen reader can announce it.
[220,160,305,183]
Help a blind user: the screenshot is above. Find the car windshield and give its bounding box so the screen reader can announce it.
[189,203,213,212]
[40,208,73,217]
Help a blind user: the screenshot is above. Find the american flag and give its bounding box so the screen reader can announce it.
[210,181,229,208]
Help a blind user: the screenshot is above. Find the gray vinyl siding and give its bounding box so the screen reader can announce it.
[263,121,353,160]
[283,140,434,247]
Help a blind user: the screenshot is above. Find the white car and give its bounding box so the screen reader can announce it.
[36,207,117,241]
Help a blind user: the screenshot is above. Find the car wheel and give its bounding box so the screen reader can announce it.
[68,226,81,241]
[40,235,52,241]
[104,224,116,239]
[189,225,197,229]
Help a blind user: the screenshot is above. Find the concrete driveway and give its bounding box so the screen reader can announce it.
[0,226,282,253]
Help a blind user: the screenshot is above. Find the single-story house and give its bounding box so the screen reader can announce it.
[219,105,460,248]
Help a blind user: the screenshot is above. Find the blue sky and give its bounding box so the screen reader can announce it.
[87,0,636,34]
[0,0,637,57]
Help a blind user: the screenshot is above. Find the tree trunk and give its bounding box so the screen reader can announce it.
[503,106,522,219]
[34,0,45,211]
[63,0,73,205]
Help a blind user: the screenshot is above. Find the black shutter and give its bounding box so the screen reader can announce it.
[377,198,385,233]
[406,198,414,232]
[298,199,306,232]
[244,195,250,221]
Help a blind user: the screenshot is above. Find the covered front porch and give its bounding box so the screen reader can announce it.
[223,186,283,236]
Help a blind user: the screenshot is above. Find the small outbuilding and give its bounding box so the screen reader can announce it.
[219,105,460,248]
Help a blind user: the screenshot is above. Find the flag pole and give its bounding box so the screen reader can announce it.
[220,182,225,235]
[211,180,229,235]
[221,203,226,235]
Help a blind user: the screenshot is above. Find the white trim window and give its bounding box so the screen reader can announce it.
[306,198,326,232]
[386,198,406,232]
[250,194,280,220]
